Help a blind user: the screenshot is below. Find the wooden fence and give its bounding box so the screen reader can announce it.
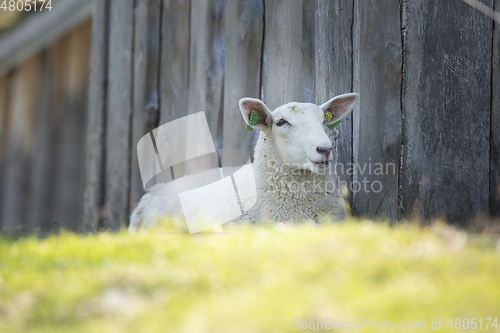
[0,0,498,233]
[0,0,92,233]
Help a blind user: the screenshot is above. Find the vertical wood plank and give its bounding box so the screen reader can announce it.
[83,0,109,232]
[188,0,226,148]
[159,0,190,124]
[351,0,402,220]
[0,77,10,229]
[49,21,92,231]
[302,0,315,104]
[130,0,162,215]
[491,0,500,217]
[315,0,354,201]
[25,51,53,232]
[0,78,8,161]
[222,0,263,157]
[105,0,135,230]
[400,0,492,224]
[352,0,361,210]
[0,57,38,233]
[263,0,304,110]
[42,36,65,233]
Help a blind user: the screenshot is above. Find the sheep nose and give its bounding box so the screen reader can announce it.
[316,146,332,157]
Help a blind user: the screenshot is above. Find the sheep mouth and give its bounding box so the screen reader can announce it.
[309,159,330,169]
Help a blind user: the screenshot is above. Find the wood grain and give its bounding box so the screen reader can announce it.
[0,57,38,233]
[49,22,91,231]
[400,0,493,224]
[83,0,109,232]
[263,0,304,110]
[0,77,9,229]
[491,0,500,217]
[351,0,402,220]
[25,51,53,232]
[105,0,135,230]
[315,0,354,203]
[222,0,263,158]
[302,0,315,105]
[0,78,8,168]
[130,0,162,215]
[188,0,226,149]
[159,0,191,124]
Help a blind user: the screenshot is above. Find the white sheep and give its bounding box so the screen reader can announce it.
[129,93,359,232]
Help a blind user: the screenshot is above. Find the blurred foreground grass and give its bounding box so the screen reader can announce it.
[0,218,499,332]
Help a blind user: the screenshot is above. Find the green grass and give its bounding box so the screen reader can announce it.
[0,218,499,332]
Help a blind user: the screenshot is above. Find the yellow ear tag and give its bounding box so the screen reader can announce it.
[324,111,333,122]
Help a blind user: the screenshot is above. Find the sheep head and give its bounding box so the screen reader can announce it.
[239,93,359,174]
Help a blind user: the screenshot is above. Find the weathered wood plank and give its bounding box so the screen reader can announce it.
[0,77,10,227]
[159,0,190,124]
[263,0,304,110]
[49,21,92,231]
[302,0,315,104]
[222,0,264,157]
[38,31,70,232]
[315,0,354,203]
[0,78,8,159]
[352,0,360,211]
[82,0,109,232]
[0,57,38,233]
[188,0,226,148]
[25,51,53,232]
[105,0,135,230]
[130,0,162,215]
[40,36,65,233]
[400,0,492,224]
[491,0,500,217]
[0,0,93,77]
[351,0,402,220]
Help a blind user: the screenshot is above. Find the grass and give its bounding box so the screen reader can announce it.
[0,218,499,332]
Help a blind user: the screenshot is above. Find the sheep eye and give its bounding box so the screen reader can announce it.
[276,119,289,127]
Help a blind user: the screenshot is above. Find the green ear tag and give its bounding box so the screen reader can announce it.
[247,110,259,132]
[327,120,341,130]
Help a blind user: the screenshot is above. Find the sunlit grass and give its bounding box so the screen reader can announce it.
[0,218,499,332]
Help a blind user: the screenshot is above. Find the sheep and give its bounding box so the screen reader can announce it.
[129,93,359,232]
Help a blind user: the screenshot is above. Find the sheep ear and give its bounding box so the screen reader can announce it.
[239,98,273,134]
[320,93,359,124]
